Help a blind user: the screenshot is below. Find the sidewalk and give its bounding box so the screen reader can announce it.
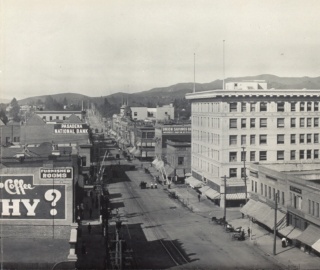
[170,183,320,270]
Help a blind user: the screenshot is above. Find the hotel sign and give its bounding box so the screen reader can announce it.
[0,175,66,219]
[54,123,88,134]
[162,127,191,134]
[40,167,73,180]
[290,186,302,194]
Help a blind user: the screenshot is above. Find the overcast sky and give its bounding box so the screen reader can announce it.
[1,0,320,100]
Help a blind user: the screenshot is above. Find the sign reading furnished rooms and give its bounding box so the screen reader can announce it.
[54,123,89,134]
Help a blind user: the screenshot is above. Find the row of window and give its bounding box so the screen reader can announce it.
[192,102,221,113]
[308,199,320,217]
[193,156,220,177]
[251,180,285,205]
[43,116,67,121]
[230,117,319,129]
[2,136,20,143]
[192,116,220,128]
[229,149,320,162]
[229,133,320,146]
[193,130,220,144]
[230,101,319,113]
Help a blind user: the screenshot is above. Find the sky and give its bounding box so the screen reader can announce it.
[1,0,320,100]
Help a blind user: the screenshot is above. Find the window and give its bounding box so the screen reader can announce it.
[63,116,66,120]
[315,102,319,112]
[277,134,284,144]
[300,102,305,111]
[317,203,320,217]
[230,102,237,112]
[178,157,184,165]
[315,150,319,159]
[268,186,271,199]
[81,156,87,167]
[299,134,305,144]
[42,116,46,120]
[134,112,138,116]
[250,103,256,112]
[6,137,10,143]
[229,168,237,178]
[261,183,264,195]
[259,135,267,144]
[291,102,296,112]
[250,135,256,145]
[260,102,267,112]
[300,118,305,127]
[299,150,304,159]
[241,168,246,178]
[265,184,267,197]
[277,151,284,160]
[13,137,20,142]
[255,182,257,193]
[229,135,237,145]
[315,118,319,127]
[259,151,267,161]
[230,119,237,129]
[241,119,246,128]
[290,118,296,128]
[282,192,285,205]
[277,118,285,128]
[307,134,312,143]
[250,118,255,128]
[307,102,312,111]
[241,135,246,145]
[56,116,59,120]
[290,150,296,160]
[241,102,246,112]
[307,150,312,159]
[49,116,53,121]
[277,102,285,112]
[307,118,312,127]
[260,118,267,128]
[229,152,237,162]
[308,200,311,214]
[291,134,296,144]
[250,151,255,161]
[241,151,246,161]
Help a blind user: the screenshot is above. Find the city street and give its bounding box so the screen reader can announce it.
[104,155,281,269]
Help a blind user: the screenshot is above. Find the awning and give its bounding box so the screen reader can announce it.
[261,209,286,230]
[176,169,185,178]
[226,193,246,200]
[127,147,133,153]
[251,202,272,223]
[129,147,136,154]
[155,160,164,170]
[164,164,175,177]
[312,239,320,253]
[152,158,159,165]
[199,186,210,194]
[185,176,203,188]
[133,149,141,157]
[136,141,141,146]
[279,226,302,240]
[296,224,320,246]
[241,199,257,215]
[205,188,220,200]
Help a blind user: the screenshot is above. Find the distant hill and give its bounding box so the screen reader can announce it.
[17,74,320,117]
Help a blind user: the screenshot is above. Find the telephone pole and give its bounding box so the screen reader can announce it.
[273,192,278,255]
[242,147,248,203]
[221,175,230,222]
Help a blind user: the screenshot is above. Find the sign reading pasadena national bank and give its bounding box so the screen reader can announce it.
[54,123,89,134]
[0,175,65,219]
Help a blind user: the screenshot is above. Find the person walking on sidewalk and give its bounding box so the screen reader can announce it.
[88,223,92,234]
[198,193,201,202]
[247,227,251,238]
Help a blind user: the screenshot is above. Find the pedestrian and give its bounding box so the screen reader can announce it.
[241,229,245,240]
[282,237,287,248]
[81,241,87,255]
[198,193,201,202]
[89,208,92,219]
[88,223,92,234]
[247,227,251,237]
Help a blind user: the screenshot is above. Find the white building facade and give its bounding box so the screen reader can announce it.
[186,83,320,208]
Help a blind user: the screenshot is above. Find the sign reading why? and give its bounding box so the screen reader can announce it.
[0,175,65,219]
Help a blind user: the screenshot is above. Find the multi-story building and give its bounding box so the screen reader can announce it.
[130,104,174,121]
[34,111,85,122]
[186,81,320,208]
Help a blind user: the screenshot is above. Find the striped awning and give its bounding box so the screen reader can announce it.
[296,224,320,246]
[205,188,220,200]
[176,169,185,177]
[185,176,203,188]
[279,226,302,240]
[226,193,246,200]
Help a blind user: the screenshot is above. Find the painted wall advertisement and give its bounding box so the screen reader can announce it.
[0,175,66,220]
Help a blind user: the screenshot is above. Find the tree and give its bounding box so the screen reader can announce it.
[9,98,21,122]
[0,109,8,124]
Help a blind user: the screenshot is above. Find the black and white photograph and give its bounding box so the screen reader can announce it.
[1,0,320,269]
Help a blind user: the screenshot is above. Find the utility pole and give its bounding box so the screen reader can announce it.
[242,146,248,203]
[221,175,230,222]
[273,192,278,255]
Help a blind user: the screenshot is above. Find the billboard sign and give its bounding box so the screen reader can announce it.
[40,167,73,180]
[0,175,66,220]
[162,126,191,134]
[54,123,88,134]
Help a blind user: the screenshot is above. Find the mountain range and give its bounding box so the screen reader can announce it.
[17,74,320,108]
